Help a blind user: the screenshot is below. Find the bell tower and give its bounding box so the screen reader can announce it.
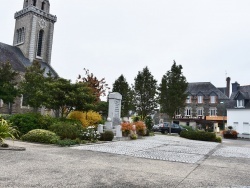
[13,0,57,64]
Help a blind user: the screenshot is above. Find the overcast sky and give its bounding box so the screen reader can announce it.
[1,0,250,95]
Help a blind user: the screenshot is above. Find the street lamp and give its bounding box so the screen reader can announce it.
[220,101,225,130]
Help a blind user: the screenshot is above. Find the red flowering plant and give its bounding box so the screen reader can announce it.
[222,126,238,139]
[121,122,132,137]
[134,121,147,136]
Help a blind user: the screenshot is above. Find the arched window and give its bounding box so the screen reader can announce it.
[37,30,44,57]
[16,27,25,44]
[32,0,37,6]
[41,2,45,10]
[21,27,25,42]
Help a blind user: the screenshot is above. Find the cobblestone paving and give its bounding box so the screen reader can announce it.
[213,146,250,158]
[72,135,219,164]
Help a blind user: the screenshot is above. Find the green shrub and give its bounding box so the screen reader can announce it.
[0,116,19,143]
[21,129,59,144]
[145,116,153,131]
[182,125,195,132]
[130,133,138,140]
[56,139,81,147]
[49,120,82,140]
[180,130,217,142]
[9,113,56,135]
[101,130,114,141]
[214,136,222,143]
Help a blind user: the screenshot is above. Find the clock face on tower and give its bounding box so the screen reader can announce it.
[39,19,47,29]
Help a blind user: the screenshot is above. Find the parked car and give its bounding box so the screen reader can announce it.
[152,124,160,132]
[159,122,187,135]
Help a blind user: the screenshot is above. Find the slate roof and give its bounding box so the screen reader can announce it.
[230,85,250,99]
[228,85,250,109]
[0,42,58,77]
[0,42,30,72]
[187,82,229,100]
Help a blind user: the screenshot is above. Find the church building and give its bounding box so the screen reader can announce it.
[0,0,57,114]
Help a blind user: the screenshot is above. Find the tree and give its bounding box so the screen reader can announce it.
[158,61,188,133]
[112,74,134,117]
[45,80,96,118]
[20,61,48,112]
[77,68,110,102]
[133,66,158,120]
[0,62,19,114]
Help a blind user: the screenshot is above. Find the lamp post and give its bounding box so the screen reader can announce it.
[220,101,225,130]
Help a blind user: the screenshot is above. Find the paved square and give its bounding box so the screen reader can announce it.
[72,135,219,163]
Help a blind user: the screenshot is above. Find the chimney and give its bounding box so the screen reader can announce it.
[226,77,230,97]
[232,82,240,93]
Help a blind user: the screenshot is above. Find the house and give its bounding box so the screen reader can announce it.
[227,82,250,138]
[174,80,230,131]
[0,0,57,114]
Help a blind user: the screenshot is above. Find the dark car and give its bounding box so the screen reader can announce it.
[152,124,160,132]
[159,122,187,135]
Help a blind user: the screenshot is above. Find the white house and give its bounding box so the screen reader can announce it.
[227,82,250,138]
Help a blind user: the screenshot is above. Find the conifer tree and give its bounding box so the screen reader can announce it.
[112,74,134,117]
[133,67,158,120]
[158,61,188,133]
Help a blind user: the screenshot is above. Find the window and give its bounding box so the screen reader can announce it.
[210,96,216,103]
[197,107,203,116]
[209,107,217,116]
[186,96,191,103]
[175,109,181,118]
[185,107,191,117]
[41,2,45,10]
[16,27,25,44]
[37,30,44,57]
[0,99,3,107]
[32,0,37,6]
[237,99,244,108]
[197,96,203,104]
[20,94,29,108]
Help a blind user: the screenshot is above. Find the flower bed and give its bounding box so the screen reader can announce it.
[222,130,238,139]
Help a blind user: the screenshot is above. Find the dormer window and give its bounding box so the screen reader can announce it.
[197,96,203,104]
[237,99,244,108]
[210,96,216,103]
[186,96,191,103]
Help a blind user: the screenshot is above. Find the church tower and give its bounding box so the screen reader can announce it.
[13,0,57,65]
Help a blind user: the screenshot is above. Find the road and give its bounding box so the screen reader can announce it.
[1,135,250,187]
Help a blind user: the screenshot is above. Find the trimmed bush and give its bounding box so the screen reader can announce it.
[21,129,59,144]
[180,130,218,142]
[56,139,81,147]
[49,120,83,140]
[182,125,195,132]
[130,133,138,140]
[9,113,56,135]
[101,130,114,141]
